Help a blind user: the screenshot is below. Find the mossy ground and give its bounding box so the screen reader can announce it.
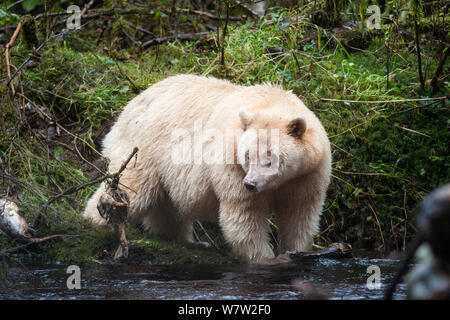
[0,1,449,264]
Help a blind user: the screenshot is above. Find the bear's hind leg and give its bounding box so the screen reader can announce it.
[83,182,108,226]
[141,205,194,243]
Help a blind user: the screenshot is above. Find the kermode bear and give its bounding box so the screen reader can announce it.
[84,75,331,263]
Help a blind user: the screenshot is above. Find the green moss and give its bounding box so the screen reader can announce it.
[126,229,236,265]
[35,223,234,265]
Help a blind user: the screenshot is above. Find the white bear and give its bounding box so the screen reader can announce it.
[84,75,331,263]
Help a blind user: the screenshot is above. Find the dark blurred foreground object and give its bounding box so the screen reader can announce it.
[385,183,450,300]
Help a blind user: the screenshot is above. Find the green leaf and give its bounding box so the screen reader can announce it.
[22,0,43,12]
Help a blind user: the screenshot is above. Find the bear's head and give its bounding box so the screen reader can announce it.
[237,109,309,193]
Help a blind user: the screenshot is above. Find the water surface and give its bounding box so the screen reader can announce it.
[0,255,407,300]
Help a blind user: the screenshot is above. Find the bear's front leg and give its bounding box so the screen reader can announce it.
[276,180,324,254]
[219,200,274,263]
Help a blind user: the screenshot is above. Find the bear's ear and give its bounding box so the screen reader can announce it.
[287,117,307,138]
[239,110,253,128]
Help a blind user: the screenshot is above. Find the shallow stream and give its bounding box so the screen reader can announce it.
[0,253,407,300]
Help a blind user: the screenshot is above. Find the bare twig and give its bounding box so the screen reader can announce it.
[122,29,141,48]
[430,46,449,91]
[220,1,230,69]
[395,125,431,138]
[36,8,151,20]
[195,221,219,249]
[111,54,140,93]
[122,20,155,37]
[368,203,385,250]
[116,147,138,176]
[320,96,448,104]
[73,136,104,175]
[391,99,443,115]
[414,20,425,90]
[16,92,104,159]
[46,174,108,206]
[141,32,209,48]
[46,147,138,206]
[5,21,24,95]
[6,19,96,89]
[0,235,76,255]
[386,40,391,89]
[403,189,407,251]
[175,8,242,21]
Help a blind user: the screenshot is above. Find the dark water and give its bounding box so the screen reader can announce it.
[0,255,407,300]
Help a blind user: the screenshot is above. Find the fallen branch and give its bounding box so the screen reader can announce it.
[122,28,141,48]
[36,8,151,20]
[141,31,210,48]
[320,96,448,104]
[122,20,155,37]
[175,8,242,21]
[2,7,241,32]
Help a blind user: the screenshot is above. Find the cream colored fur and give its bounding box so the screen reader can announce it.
[84,74,332,263]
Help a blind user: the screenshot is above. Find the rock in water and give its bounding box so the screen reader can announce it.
[289,243,352,263]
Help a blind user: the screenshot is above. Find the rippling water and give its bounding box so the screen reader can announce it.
[0,255,407,300]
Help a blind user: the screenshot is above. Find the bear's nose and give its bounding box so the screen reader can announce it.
[244,181,258,192]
